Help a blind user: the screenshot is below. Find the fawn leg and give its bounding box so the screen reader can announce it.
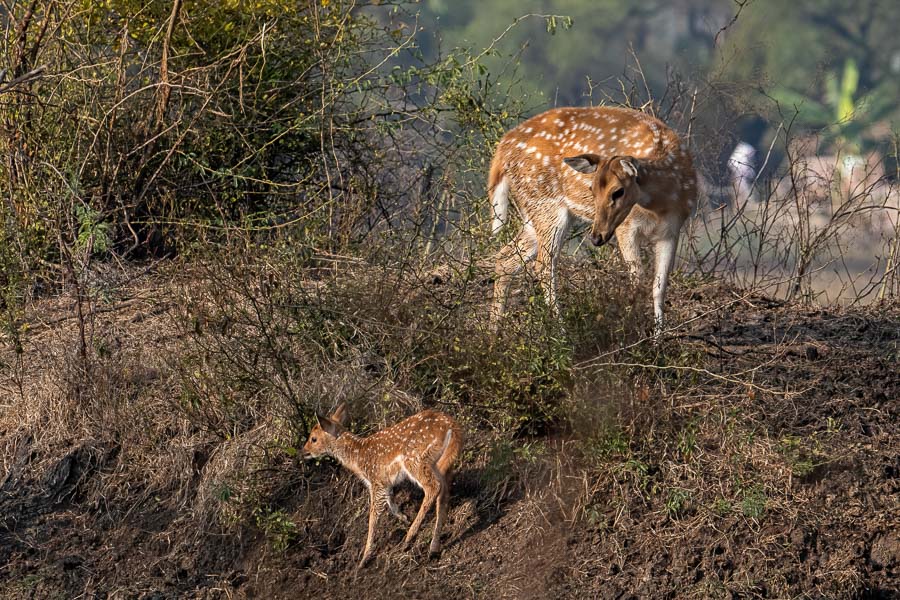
[616,223,648,316]
[358,487,386,570]
[429,468,450,556]
[401,468,440,550]
[616,222,644,283]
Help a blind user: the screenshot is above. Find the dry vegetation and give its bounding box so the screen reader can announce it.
[1,1,898,599]
[0,251,897,598]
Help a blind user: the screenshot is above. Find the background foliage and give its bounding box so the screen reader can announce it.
[418,0,900,157]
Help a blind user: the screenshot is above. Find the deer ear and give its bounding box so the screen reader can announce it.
[564,154,602,174]
[330,402,349,426]
[618,158,639,179]
[318,415,343,437]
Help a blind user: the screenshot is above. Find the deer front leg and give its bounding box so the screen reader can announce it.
[533,209,569,317]
[534,247,560,317]
[652,234,678,337]
[616,223,644,283]
[358,487,386,570]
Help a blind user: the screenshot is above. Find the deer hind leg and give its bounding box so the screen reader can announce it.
[533,208,570,316]
[429,467,450,556]
[359,486,387,569]
[490,223,538,327]
[430,428,460,556]
[401,464,441,550]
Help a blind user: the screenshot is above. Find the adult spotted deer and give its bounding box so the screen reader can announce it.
[303,404,463,570]
[488,106,696,334]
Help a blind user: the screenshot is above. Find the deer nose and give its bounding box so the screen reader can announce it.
[590,231,606,247]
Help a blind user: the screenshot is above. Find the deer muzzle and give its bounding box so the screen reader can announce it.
[590,230,608,247]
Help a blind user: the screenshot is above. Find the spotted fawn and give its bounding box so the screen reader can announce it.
[303,404,464,569]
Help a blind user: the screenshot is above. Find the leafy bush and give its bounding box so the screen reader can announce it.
[0,0,525,303]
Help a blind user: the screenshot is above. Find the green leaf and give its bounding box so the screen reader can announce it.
[837,58,859,123]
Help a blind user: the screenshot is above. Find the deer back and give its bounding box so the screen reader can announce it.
[492,106,694,221]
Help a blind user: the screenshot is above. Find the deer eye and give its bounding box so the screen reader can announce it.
[311,437,317,443]
[611,188,625,202]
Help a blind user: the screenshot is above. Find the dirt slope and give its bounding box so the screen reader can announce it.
[0,278,897,599]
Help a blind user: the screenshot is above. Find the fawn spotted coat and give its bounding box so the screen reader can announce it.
[303,405,464,569]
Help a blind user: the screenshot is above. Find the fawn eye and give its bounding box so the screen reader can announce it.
[611,188,624,202]
[311,437,317,443]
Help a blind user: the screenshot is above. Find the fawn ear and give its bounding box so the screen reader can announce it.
[315,411,336,433]
[330,402,349,426]
[317,414,343,437]
[563,153,602,174]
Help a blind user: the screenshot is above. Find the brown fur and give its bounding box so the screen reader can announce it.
[488,106,697,333]
[303,405,464,569]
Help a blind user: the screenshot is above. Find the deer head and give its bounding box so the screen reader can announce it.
[302,402,349,458]
[563,154,646,246]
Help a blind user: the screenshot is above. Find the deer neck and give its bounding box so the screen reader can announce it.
[327,433,371,482]
[634,154,691,217]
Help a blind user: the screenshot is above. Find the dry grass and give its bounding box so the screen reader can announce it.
[0,240,897,598]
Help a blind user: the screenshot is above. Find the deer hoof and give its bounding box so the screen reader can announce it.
[356,554,372,572]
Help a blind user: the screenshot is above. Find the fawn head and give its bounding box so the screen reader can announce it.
[302,403,349,459]
[563,154,645,246]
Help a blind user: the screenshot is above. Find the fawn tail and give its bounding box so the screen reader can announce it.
[436,421,464,476]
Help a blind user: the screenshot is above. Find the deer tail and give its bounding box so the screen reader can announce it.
[488,154,509,236]
[436,420,464,477]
